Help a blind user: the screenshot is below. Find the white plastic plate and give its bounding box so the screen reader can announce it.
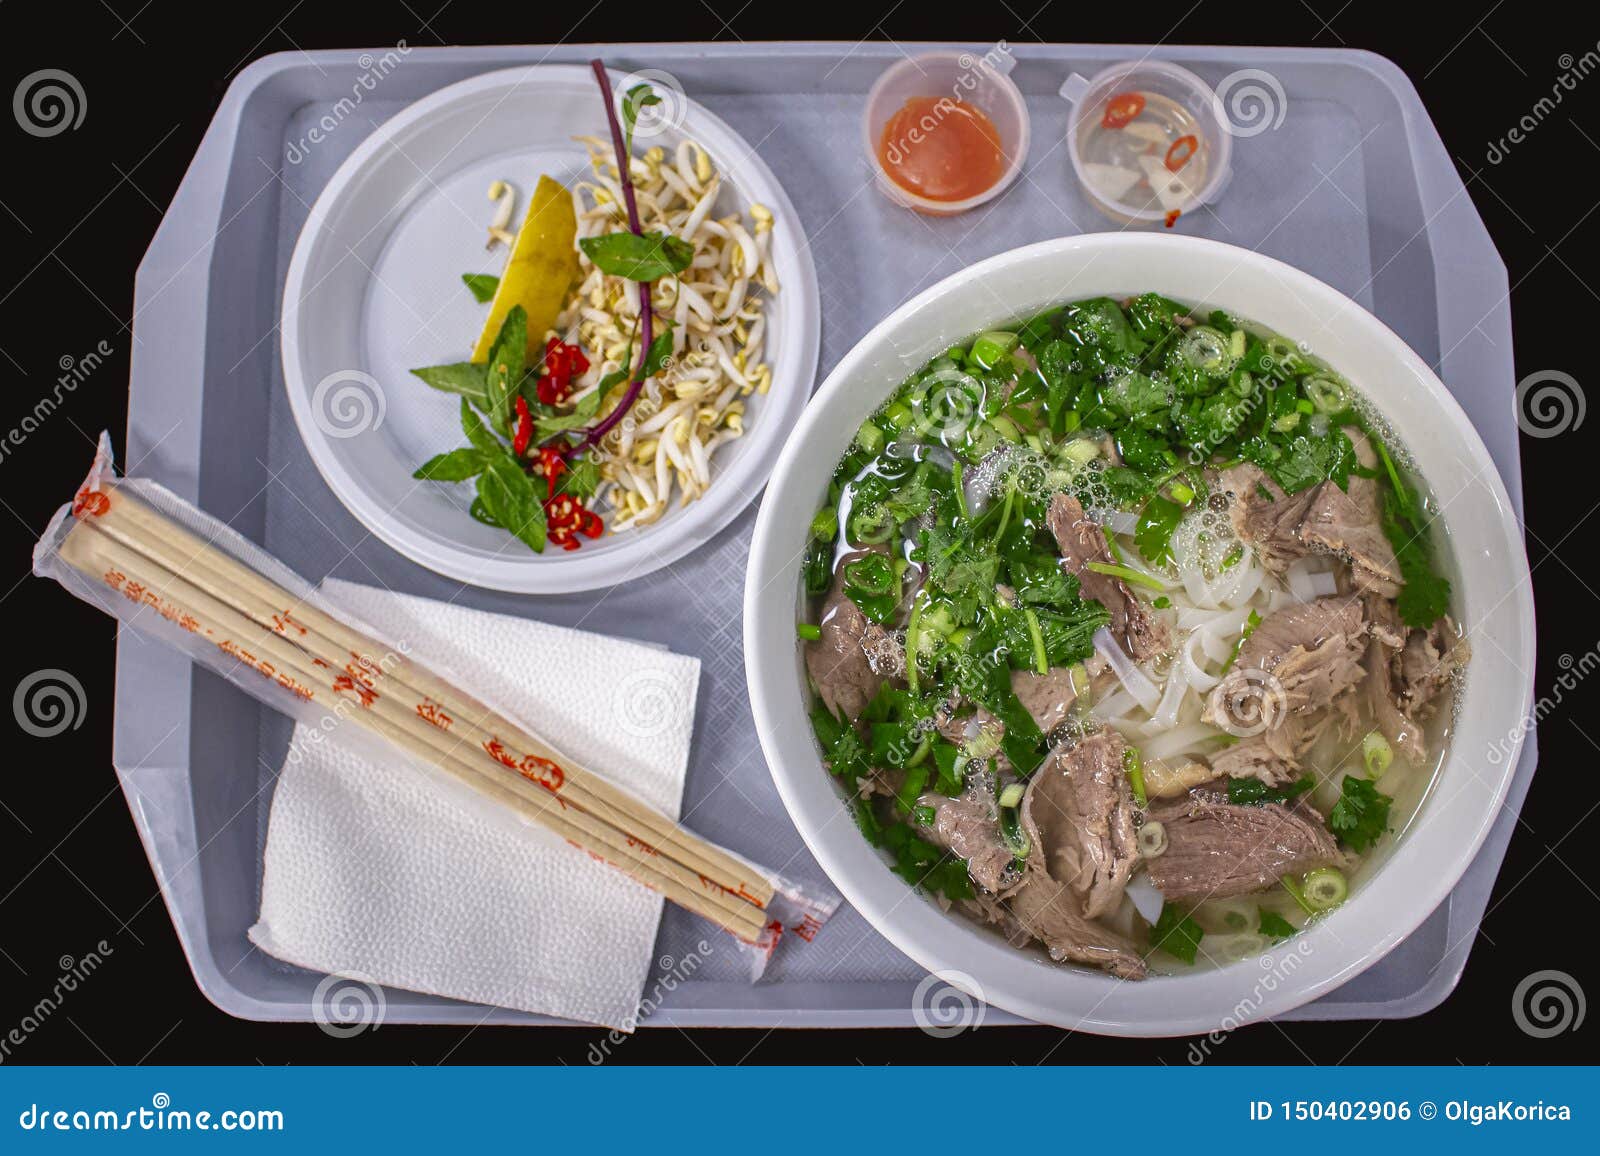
[281,65,819,592]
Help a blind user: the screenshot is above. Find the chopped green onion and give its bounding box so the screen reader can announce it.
[1178,326,1236,376]
[1060,438,1101,465]
[855,420,885,454]
[911,804,936,827]
[999,803,1030,859]
[1124,746,1147,808]
[1281,874,1315,916]
[1068,663,1090,699]
[896,763,929,813]
[1361,730,1393,779]
[997,783,1025,809]
[1023,608,1049,675]
[1228,328,1247,359]
[970,330,1019,370]
[904,597,925,694]
[882,401,915,432]
[1137,819,1167,857]
[796,622,821,641]
[810,506,838,542]
[1302,867,1348,911]
[1219,609,1262,675]
[848,505,894,544]
[1304,376,1347,414]
[1085,561,1166,592]
[988,414,1023,443]
[951,461,968,519]
[1169,480,1196,505]
[844,553,894,595]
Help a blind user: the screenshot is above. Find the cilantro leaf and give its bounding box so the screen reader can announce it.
[1227,774,1313,807]
[1258,910,1297,942]
[1380,484,1453,628]
[1134,495,1185,566]
[1151,901,1205,964]
[1328,774,1393,852]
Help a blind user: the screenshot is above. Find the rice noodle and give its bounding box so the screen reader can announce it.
[1140,721,1227,763]
[1094,627,1161,712]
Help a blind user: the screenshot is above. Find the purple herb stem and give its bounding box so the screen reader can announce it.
[574,59,654,457]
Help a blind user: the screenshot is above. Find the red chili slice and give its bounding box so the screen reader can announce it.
[512,396,533,457]
[1101,92,1146,129]
[1165,134,1198,172]
[1164,209,1182,229]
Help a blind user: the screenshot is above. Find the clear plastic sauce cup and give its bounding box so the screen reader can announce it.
[863,46,1031,217]
[1060,60,1232,226]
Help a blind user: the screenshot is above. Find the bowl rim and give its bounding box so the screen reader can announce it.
[280,63,820,593]
[744,232,1535,1034]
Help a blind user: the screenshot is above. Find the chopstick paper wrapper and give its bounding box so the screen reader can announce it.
[35,435,838,973]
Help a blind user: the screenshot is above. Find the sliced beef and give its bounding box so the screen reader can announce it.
[917,782,1020,896]
[1365,634,1424,764]
[1147,793,1341,901]
[1222,433,1400,596]
[1399,618,1470,714]
[1009,656,1106,733]
[1206,596,1367,725]
[1047,492,1169,661]
[804,548,902,719]
[1021,732,1139,918]
[1365,592,1407,650]
[1006,867,1147,978]
[1365,615,1470,765]
[1298,431,1401,597]
[1206,715,1306,786]
[1219,463,1318,575]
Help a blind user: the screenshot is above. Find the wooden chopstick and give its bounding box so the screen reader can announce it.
[61,519,771,944]
[94,486,775,910]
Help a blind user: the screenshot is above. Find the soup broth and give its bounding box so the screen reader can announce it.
[799,294,1468,977]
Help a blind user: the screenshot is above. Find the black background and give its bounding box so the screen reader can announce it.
[1,1,1595,1066]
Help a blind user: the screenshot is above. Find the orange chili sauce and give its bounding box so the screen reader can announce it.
[877,96,1006,203]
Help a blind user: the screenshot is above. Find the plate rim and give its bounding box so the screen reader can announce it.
[281,63,820,593]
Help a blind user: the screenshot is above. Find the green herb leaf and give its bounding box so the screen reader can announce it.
[475,453,547,553]
[1328,774,1393,852]
[555,454,603,500]
[1258,909,1296,942]
[579,231,694,282]
[1226,774,1313,807]
[483,305,528,422]
[460,398,502,453]
[1380,484,1452,628]
[413,447,492,482]
[1150,901,1204,965]
[621,82,661,155]
[461,273,499,303]
[1134,495,1185,566]
[412,362,492,411]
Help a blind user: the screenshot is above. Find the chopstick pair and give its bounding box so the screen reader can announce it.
[57,488,774,944]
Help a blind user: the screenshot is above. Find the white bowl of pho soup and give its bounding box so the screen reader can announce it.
[744,234,1534,1034]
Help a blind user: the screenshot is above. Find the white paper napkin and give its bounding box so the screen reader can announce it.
[248,578,700,1031]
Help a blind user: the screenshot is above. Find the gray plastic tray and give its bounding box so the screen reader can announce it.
[117,42,1532,1028]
